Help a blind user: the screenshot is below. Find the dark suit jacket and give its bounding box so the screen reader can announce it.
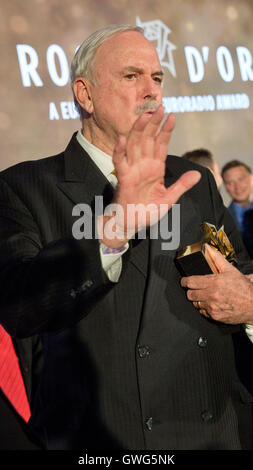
[228,202,238,224]
[228,202,253,258]
[0,133,252,450]
[243,209,253,257]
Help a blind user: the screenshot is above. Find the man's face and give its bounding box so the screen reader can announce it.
[87,31,163,149]
[223,165,251,204]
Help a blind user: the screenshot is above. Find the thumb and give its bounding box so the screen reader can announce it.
[204,243,235,274]
[166,170,201,205]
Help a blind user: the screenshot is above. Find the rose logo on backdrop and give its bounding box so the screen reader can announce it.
[136,16,250,114]
[136,16,177,78]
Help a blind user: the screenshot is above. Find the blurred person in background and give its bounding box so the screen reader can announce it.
[222,160,253,258]
[182,148,223,190]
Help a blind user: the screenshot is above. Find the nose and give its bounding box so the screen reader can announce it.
[141,75,159,100]
[233,181,241,192]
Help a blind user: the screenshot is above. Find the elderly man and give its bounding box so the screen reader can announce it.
[0,25,252,450]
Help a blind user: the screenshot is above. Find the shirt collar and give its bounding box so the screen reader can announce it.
[76,130,114,179]
[231,200,253,230]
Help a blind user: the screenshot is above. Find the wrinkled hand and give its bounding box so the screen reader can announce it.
[181,244,253,324]
[99,106,201,248]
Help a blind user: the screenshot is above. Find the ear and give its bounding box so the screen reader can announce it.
[73,77,94,114]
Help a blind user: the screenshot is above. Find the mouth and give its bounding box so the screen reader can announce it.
[143,110,155,115]
[235,193,246,199]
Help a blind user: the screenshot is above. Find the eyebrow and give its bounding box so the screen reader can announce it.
[121,66,164,77]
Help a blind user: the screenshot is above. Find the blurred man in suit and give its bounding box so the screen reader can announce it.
[222,160,253,257]
[182,148,223,190]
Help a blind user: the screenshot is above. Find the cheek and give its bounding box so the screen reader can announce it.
[244,179,251,191]
[110,92,139,123]
[99,86,136,112]
[157,89,163,104]
[226,185,234,194]
[239,181,248,193]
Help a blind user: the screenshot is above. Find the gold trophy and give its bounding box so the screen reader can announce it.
[176,222,237,276]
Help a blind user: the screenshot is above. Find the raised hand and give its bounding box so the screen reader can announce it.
[99,106,201,248]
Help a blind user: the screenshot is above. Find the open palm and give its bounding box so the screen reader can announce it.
[112,106,201,234]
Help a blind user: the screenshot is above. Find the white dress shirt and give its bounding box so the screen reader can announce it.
[244,324,253,341]
[76,130,128,282]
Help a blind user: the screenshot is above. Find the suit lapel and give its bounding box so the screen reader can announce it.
[128,238,149,278]
[57,133,114,209]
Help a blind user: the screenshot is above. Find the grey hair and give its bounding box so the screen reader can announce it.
[70,24,144,117]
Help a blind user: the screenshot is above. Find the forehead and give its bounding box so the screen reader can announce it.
[94,31,161,71]
[224,166,250,180]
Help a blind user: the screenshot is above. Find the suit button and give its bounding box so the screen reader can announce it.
[201,410,213,422]
[145,417,153,431]
[81,280,94,292]
[70,289,77,299]
[198,336,208,348]
[138,345,150,358]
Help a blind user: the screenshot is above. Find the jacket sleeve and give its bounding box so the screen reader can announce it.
[0,177,112,338]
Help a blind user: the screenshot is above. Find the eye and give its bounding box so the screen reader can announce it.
[153,76,163,84]
[125,74,136,80]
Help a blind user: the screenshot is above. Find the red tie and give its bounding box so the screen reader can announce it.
[0,325,31,422]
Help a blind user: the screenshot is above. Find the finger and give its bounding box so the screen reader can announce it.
[193,301,203,309]
[165,170,201,207]
[204,243,236,274]
[181,274,215,289]
[199,309,210,318]
[134,105,164,134]
[192,301,210,318]
[140,107,166,159]
[127,106,165,163]
[141,105,165,137]
[187,289,207,302]
[154,113,176,161]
